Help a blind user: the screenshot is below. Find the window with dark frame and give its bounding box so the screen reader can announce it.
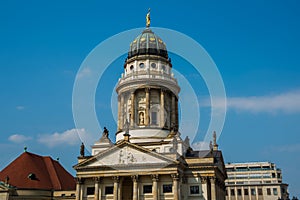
[258,188,263,195]
[267,188,271,195]
[244,188,249,195]
[273,188,278,195]
[190,185,200,194]
[105,186,114,195]
[143,185,152,194]
[251,188,256,195]
[162,184,172,193]
[151,112,157,125]
[86,187,95,195]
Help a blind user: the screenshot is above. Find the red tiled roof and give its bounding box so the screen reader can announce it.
[0,152,76,190]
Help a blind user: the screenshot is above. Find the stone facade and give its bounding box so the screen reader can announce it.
[74,23,227,200]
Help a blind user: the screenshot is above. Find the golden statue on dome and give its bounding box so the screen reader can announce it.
[146,8,151,27]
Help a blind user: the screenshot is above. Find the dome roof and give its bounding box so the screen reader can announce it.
[128,28,168,59]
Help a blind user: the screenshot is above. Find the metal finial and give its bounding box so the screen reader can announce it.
[146,8,151,27]
[24,146,27,152]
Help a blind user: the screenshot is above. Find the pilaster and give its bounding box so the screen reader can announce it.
[145,88,150,126]
[151,174,159,200]
[171,173,179,200]
[112,176,119,200]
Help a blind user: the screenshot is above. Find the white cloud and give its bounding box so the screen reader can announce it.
[227,90,300,114]
[269,143,300,153]
[201,89,300,114]
[37,128,84,147]
[8,134,32,143]
[16,106,25,110]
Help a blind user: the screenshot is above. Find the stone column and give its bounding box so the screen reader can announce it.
[145,88,150,126]
[160,90,165,127]
[80,182,84,200]
[175,98,178,129]
[94,177,101,200]
[200,176,208,200]
[171,94,176,128]
[75,178,82,200]
[171,174,179,200]
[120,95,124,130]
[210,177,216,200]
[132,175,139,200]
[113,176,119,200]
[151,174,159,200]
[130,92,135,127]
[118,96,121,131]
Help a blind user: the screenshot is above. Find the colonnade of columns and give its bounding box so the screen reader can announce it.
[200,176,225,200]
[75,174,180,200]
[117,88,178,131]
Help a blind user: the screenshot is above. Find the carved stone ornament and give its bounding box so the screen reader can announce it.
[151,174,159,181]
[112,176,119,183]
[131,175,139,182]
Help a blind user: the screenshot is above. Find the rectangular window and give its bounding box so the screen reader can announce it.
[163,184,172,193]
[267,188,271,195]
[251,188,256,195]
[143,185,152,194]
[105,186,114,195]
[244,188,249,195]
[237,189,242,195]
[231,189,235,196]
[190,186,200,194]
[273,188,278,195]
[258,188,263,195]
[86,187,95,195]
[151,112,157,125]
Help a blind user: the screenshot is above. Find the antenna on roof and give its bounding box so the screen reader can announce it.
[24,146,27,152]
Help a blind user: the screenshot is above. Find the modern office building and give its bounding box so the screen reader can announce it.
[225,162,289,200]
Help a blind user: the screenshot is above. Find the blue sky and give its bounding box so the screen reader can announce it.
[0,0,300,197]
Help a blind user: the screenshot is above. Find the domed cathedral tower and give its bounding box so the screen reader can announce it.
[74,11,227,200]
[115,22,180,143]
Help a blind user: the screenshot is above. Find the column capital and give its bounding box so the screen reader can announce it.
[171,173,179,180]
[160,88,166,93]
[112,176,120,183]
[93,177,101,183]
[200,176,208,184]
[151,174,159,181]
[131,175,139,182]
[209,176,216,182]
[75,177,84,184]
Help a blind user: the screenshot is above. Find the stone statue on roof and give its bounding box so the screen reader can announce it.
[80,142,85,157]
[146,8,151,27]
[103,127,109,138]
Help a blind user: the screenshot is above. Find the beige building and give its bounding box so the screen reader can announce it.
[225,162,289,200]
[73,15,227,200]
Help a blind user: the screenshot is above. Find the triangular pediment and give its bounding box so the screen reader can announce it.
[75,141,177,169]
